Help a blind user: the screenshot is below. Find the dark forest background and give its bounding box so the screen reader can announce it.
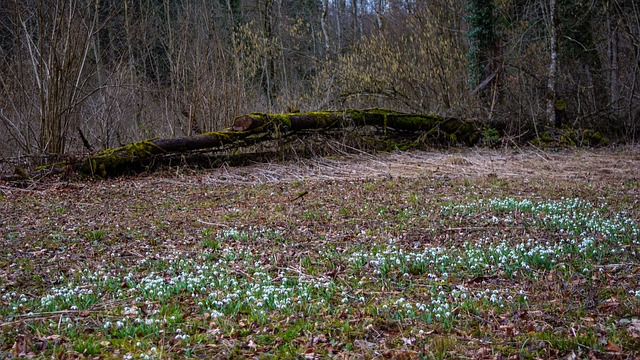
[0,0,638,158]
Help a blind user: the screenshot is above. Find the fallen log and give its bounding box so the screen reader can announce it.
[80,109,480,177]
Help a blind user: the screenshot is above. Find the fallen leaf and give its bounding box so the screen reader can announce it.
[604,340,622,353]
[475,347,491,359]
[34,340,47,352]
[390,350,418,360]
[597,297,619,311]
[312,334,328,343]
[627,319,640,338]
[45,334,63,342]
[353,339,376,349]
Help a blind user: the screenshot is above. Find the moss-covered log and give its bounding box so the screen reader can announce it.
[79,109,480,177]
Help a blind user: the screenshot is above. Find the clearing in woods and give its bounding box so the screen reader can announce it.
[1,147,639,358]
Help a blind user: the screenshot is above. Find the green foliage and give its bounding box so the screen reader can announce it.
[73,339,102,356]
[86,230,107,242]
[480,126,501,147]
[466,0,497,88]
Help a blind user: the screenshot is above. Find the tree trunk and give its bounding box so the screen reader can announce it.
[547,0,559,127]
[321,0,330,60]
[78,109,481,177]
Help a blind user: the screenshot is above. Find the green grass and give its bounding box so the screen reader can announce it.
[0,171,639,358]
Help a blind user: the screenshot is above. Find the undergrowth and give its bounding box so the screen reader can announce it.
[1,167,639,358]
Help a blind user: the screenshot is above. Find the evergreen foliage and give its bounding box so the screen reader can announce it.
[466,0,497,89]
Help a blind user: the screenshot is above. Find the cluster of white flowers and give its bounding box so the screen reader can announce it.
[216,226,283,243]
[443,197,638,244]
[40,284,96,309]
[174,328,189,341]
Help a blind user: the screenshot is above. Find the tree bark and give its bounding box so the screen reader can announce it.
[78,109,481,177]
[547,0,559,127]
[321,0,331,60]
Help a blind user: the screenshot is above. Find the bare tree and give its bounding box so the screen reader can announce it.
[3,0,102,155]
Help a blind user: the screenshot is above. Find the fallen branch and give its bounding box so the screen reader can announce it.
[77,109,480,177]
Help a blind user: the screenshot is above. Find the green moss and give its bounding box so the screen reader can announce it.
[396,115,440,130]
[305,111,341,127]
[366,131,436,151]
[582,129,609,146]
[202,131,232,138]
[541,132,554,142]
[79,140,163,177]
[276,115,292,129]
[560,134,576,146]
[531,128,609,148]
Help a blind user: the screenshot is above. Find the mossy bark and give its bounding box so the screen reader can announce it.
[79,109,480,177]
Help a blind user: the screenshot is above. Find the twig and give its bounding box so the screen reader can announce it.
[291,190,309,201]
[197,219,227,227]
[0,185,44,193]
[0,309,97,327]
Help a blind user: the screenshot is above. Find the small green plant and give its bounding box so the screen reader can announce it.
[73,339,101,356]
[302,210,318,220]
[86,229,107,242]
[481,126,501,147]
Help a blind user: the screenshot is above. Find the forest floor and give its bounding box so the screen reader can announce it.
[1,146,639,359]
